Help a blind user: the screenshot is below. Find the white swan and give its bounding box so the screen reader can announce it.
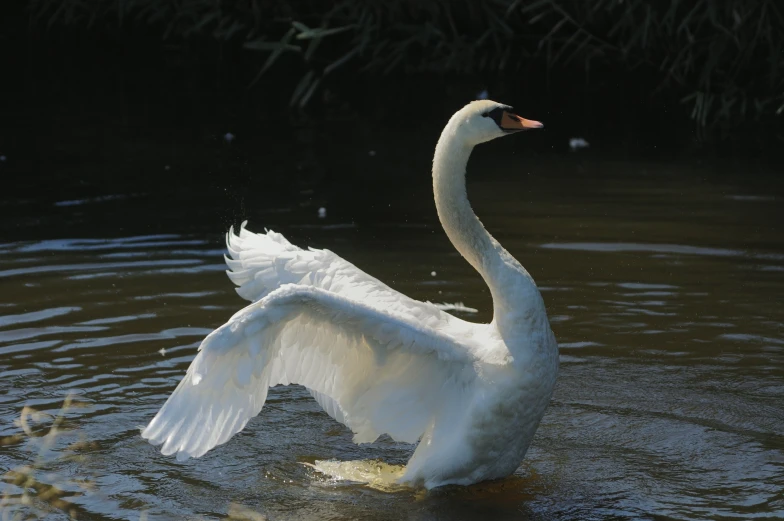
[142,100,559,489]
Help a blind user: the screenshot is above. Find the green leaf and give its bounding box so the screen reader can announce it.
[324,47,360,75]
[295,24,356,41]
[290,70,316,107]
[244,39,301,53]
[248,28,299,86]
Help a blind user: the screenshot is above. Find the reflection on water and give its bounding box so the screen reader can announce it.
[1,154,783,520]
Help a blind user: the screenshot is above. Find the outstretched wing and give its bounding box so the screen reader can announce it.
[223,222,479,340]
[141,284,479,461]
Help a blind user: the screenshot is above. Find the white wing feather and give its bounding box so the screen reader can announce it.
[141,284,478,461]
[223,222,477,338]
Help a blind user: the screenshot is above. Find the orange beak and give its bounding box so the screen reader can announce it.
[500,111,544,131]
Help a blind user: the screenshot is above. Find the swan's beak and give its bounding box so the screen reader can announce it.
[501,112,544,132]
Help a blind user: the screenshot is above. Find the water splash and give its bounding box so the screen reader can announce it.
[305,459,408,492]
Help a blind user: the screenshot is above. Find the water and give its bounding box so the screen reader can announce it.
[1,146,783,520]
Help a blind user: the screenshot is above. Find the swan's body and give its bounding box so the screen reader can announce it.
[142,100,558,489]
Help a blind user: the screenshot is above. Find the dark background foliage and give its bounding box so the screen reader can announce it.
[22,0,784,127]
[0,0,782,204]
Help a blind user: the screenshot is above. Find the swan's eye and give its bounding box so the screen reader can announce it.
[484,107,507,127]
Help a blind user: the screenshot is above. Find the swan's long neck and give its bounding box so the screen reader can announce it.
[432,138,494,276]
[433,121,551,359]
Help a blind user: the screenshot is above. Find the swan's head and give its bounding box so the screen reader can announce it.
[451,100,543,146]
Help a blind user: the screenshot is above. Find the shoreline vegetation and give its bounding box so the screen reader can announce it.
[23,0,784,140]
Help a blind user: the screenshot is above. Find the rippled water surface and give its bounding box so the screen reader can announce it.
[1,153,783,520]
